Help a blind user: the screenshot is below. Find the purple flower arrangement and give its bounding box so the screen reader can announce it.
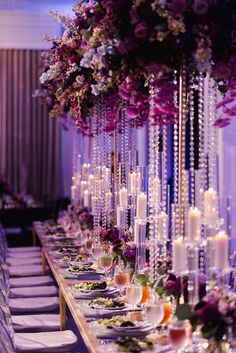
[177,289,236,342]
[100,227,136,268]
[38,0,236,130]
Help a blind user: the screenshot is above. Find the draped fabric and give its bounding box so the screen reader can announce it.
[0,50,61,200]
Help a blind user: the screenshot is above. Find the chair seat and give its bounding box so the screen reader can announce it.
[8,247,41,253]
[7,252,42,259]
[9,265,48,277]
[7,257,42,266]
[15,330,77,353]
[12,314,60,332]
[10,275,54,288]
[9,296,59,314]
[10,286,58,299]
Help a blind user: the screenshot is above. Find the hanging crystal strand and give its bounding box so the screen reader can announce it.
[120,102,127,186]
[178,63,187,238]
[197,72,206,213]
[161,125,168,262]
[189,73,195,206]
[208,78,218,191]
[92,107,100,230]
[172,71,179,239]
[131,126,137,171]
[162,126,167,211]
[148,77,157,284]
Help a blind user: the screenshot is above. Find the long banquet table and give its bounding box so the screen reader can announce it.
[32,221,174,353]
[33,221,100,353]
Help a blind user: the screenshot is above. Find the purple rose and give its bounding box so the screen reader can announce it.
[124,248,136,263]
[118,87,131,100]
[192,0,208,14]
[116,41,128,55]
[197,302,222,324]
[171,0,187,13]
[126,106,139,118]
[134,22,148,39]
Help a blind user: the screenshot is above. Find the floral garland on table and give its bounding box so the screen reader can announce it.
[38,0,236,131]
[177,289,236,351]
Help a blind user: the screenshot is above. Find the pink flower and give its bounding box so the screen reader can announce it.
[192,0,208,14]
[134,22,148,39]
[126,106,139,118]
[170,0,187,13]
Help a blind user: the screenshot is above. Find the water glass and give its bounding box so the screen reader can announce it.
[167,320,190,352]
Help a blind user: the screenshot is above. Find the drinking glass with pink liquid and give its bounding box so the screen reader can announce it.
[167,320,190,352]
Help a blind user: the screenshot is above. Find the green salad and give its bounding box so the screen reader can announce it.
[68,264,94,272]
[98,316,135,328]
[74,281,107,291]
[115,337,154,352]
[89,297,125,308]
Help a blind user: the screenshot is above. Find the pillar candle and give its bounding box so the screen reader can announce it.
[204,187,218,228]
[158,211,168,241]
[188,207,201,242]
[129,172,137,194]
[88,174,94,190]
[136,172,141,194]
[214,231,229,270]
[119,187,128,209]
[83,189,90,208]
[136,193,147,220]
[71,185,77,202]
[173,238,186,274]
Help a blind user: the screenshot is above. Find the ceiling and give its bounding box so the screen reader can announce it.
[0,0,75,12]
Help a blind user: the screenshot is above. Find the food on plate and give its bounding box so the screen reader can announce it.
[73,281,107,291]
[126,311,144,322]
[115,336,154,352]
[62,253,88,262]
[89,297,125,308]
[58,247,79,254]
[68,264,95,272]
[146,332,168,346]
[98,316,135,328]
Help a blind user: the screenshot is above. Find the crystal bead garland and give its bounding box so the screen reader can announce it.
[148,78,160,284]
[178,63,187,238]
[197,72,207,214]
[172,71,179,239]
[92,105,101,233]
[208,77,218,191]
[189,73,195,206]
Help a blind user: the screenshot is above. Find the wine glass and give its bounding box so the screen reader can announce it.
[91,241,102,260]
[126,283,143,309]
[167,320,190,352]
[144,298,164,332]
[160,297,172,325]
[85,237,94,254]
[99,251,113,279]
[114,265,130,296]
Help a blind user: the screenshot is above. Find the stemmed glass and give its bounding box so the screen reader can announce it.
[85,237,94,254]
[91,240,103,261]
[143,292,164,332]
[114,264,130,296]
[126,282,143,310]
[167,320,190,352]
[99,250,113,279]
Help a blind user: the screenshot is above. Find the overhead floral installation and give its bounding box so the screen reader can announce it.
[38,0,236,132]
